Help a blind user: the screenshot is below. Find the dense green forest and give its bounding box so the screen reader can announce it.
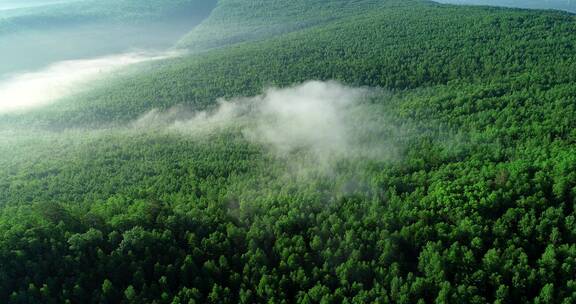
[176,0,407,51]
[0,0,575,303]
[435,0,576,13]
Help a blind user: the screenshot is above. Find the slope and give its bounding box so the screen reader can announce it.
[0,0,575,303]
[435,0,576,13]
[176,0,424,51]
[5,0,574,127]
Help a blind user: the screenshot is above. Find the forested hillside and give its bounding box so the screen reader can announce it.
[6,0,575,127]
[176,0,418,51]
[434,0,576,13]
[0,0,575,303]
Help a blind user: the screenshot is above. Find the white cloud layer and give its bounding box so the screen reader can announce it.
[135,81,396,168]
[0,51,178,113]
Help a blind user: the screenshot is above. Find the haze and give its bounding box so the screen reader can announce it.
[0,0,215,78]
[0,0,75,11]
[0,52,177,113]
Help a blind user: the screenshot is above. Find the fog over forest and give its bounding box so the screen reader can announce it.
[0,0,215,79]
[0,0,75,11]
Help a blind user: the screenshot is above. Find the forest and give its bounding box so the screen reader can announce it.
[0,0,575,303]
[435,0,576,13]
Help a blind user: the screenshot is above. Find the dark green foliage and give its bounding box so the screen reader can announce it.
[0,0,575,303]
[177,0,421,51]
[436,0,576,13]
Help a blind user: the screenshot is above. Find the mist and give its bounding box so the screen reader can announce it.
[0,51,179,113]
[245,81,367,160]
[0,22,202,78]
[0,0,75,11]
[0,0,216,78]
[136,81,399,169]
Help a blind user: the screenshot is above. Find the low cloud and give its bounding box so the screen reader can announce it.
[0,51,180,114]
[135,81,399,168]
[245,81,368,160]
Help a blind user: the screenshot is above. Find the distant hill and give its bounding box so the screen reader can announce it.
[0,0,216,77]
[17,0,574,127]
[176,0,423,51]
[0,0,214,31]
[434,0,576,13]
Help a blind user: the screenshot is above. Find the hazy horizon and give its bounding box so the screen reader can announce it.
[433,0,576,13]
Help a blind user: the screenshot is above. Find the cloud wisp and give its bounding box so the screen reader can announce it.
[0,51,179,114]
[135,81,398,168]
[245,80,367,161]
